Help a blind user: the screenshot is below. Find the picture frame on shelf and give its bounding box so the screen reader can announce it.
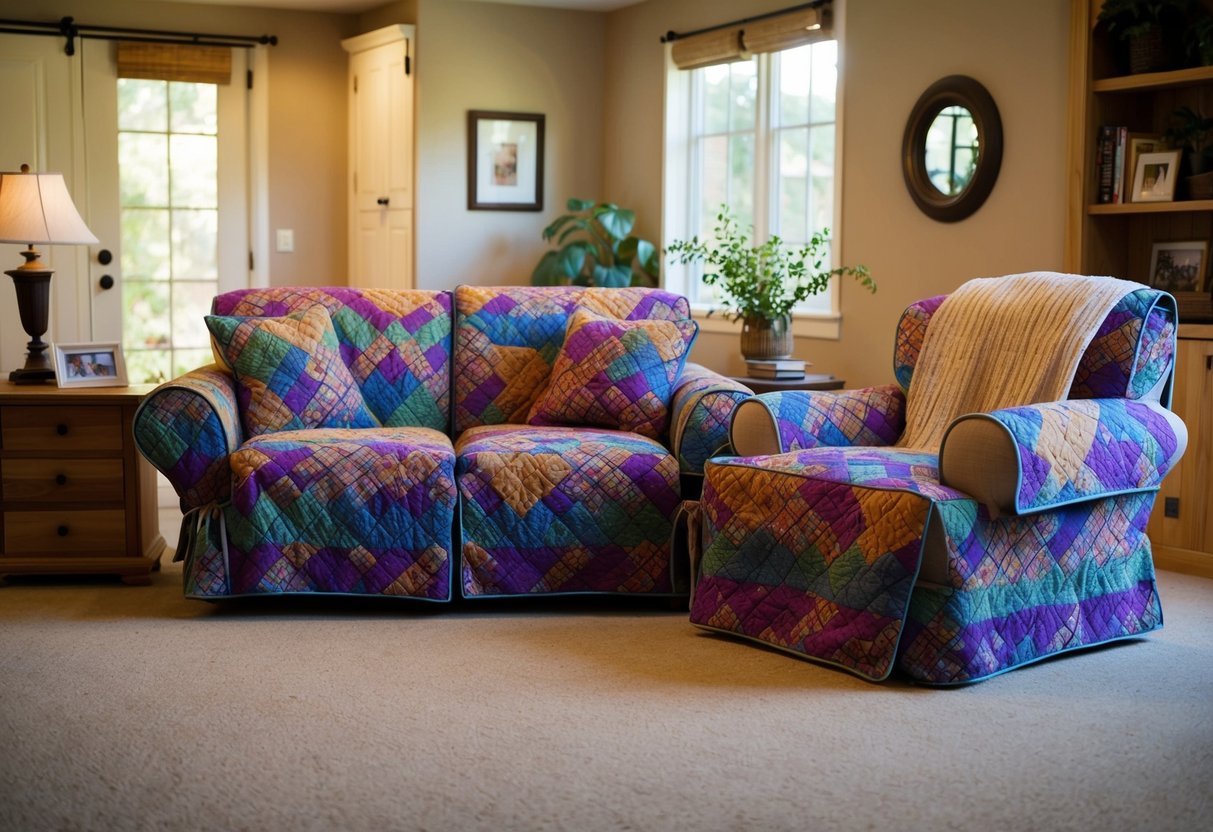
[52,342,128,388]
[1148,240,1209,293]
[467,110,545,211]
[1131,150,1181,203]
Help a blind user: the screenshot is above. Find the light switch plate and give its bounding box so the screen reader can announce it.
[276,229,295,253]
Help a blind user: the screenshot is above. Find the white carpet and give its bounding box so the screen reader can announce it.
[1,562,1210,832]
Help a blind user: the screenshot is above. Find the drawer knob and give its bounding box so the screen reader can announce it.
[56,424,69,436]
[57,525,69,537]
[55,473,68,486]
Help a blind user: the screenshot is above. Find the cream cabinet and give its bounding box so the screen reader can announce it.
[342,24,415,290]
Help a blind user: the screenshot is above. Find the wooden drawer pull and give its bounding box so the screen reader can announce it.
[57,525,69,537]
[55,473,68,486]
[56,423,69,436]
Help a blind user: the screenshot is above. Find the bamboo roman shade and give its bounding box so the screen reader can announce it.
[670,3,834,71]
[116,42,232,84]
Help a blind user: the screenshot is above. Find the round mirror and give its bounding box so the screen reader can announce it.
[902,76,1002,222]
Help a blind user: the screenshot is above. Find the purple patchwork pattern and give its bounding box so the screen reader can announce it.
[741,386,906,452]
[456,425,682,597]
[453,285,691,431]
[944,399,1183,515]
[669,364,751,475]
[133,365,242,510]
[225,427,457,599]
[214,287,452,430]
[899,492,1162,684]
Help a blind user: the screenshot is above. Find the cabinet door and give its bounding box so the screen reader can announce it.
[1150,336,1213,557]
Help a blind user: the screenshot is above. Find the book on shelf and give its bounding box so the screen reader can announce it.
[745,358,807,379]
[1096,126,1165,205]
[748,368,808,380]
[1097,125,1116,204]
[1111,125,1127,204]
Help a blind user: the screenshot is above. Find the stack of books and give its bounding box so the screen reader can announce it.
[1096,125,1163,204]
[745,358,807,380]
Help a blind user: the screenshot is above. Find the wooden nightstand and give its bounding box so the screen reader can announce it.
[0,382,164,585]
[728,373,845,395]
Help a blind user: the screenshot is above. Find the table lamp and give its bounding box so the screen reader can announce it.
[0,164,99,383]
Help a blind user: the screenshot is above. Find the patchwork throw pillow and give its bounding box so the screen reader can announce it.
[206,304,378,437]
[527,308,697,438]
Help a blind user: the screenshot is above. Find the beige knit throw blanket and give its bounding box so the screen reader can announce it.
[897,272,1140,451]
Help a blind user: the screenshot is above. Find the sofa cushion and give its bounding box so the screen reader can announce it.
[526,308,696,439]
[206,305,377,437]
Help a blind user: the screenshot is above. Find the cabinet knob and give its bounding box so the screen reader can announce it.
[55,473,68,486]
[57,525,69,537]
[377,197,390,206]
[99,274,115,290]
[56,424,69,436]
[97,249,113,265]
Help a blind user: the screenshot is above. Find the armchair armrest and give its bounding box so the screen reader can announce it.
[730,385,906,456]
[669,363,751,477]
[133,364,242,511]
[940,398,1187,516]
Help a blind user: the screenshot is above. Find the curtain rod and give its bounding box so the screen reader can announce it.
[660,0,828,43]
[0,16,277,55]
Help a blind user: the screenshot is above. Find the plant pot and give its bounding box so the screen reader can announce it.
[1187,170,1213,200]
[1128,26,1169,74]
[740,314,793,360]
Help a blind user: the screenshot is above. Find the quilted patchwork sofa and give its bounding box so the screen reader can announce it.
[690,273,1188,685]
[133,285,750,602]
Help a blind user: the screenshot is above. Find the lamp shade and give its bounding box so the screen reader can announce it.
[0,167,98,246]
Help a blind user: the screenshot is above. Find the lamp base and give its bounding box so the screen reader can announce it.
[6,255,56,386]
[9,366,56,384]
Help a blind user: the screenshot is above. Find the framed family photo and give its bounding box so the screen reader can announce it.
[1131,149,1181,203]
[53,342,128,388]
[467,110,545,211]
[1148,240,1209,293]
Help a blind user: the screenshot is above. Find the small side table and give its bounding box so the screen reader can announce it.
[0,382,164,585]
[728,373,845,395]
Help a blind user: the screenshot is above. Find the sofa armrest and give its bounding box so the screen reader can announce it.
[669,363,751,477]
[729,385,906,456]
[133,364,242,510]
[940,398,1187,516]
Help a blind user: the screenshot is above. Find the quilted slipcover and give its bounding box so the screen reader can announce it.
[690,283,1183,683]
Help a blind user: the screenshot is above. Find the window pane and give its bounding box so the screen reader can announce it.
[810,124,835,232]
[125,349,172,386]
[777,46,810,127]
[729,134,754,224]
[700,135,729,223]
[171,281,218,349]
[117,79,167,132]
[171,209,218,279]
[170,134,217,208]
[123,281,171,350]
[729,61,757,131]
[702,65,731,134]
[809,41,838,124]
[118,134,168,207]
[169,82,217,134]
[778,128,809,242]
[172,348,213,378]
[120,209,171,280]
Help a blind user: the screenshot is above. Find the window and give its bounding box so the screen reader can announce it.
[663,9,842,337]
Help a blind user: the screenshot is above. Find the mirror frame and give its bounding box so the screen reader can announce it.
[901,75,1002,223]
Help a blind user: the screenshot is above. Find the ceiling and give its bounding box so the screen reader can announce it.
[158,0,646,13]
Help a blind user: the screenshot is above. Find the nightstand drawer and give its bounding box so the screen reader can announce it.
[3,510,127,555]
[0,406,124,452]
[1,459,125,502]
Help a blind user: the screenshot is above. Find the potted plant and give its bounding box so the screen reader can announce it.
[1097,0,1193,74]
[666,207,874,360]
[531,198,659,287]
[1166,105,1213,197]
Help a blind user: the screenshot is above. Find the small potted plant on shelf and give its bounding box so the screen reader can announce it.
[1096,0,1194,74]
[666,207,874,360]
[531,198,659,287]
[1166,105,1213,198]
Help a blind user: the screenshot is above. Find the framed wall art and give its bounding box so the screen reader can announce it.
[53,342,128,388]
[1148,240,1209,293]
[1131,149,1181,203]
[467,110,544,211]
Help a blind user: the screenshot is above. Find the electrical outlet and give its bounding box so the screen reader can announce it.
[1164,497,1179,518]
[276,229,295,253]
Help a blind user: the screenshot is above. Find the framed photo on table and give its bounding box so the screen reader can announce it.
[1131,149,1181,202]
[467,110,544,211]
[1148,240,1209,293]
[53,342,128,388]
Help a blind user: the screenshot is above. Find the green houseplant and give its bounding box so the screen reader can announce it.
[666,207,874,359]
[1096,0,1194,73]
[1166,105,1213,197]
[531,198,660,287]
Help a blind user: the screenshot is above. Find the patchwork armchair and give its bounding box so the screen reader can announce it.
[133,285,751,602]
[690,273,1187,684]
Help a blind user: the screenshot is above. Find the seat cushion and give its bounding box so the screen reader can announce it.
[221,427,457,599]
[455,425,683,597]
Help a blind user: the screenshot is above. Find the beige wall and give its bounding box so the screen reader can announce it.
[403,0,606,290]
[605,0,1071,386]
[0,0,354,289]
